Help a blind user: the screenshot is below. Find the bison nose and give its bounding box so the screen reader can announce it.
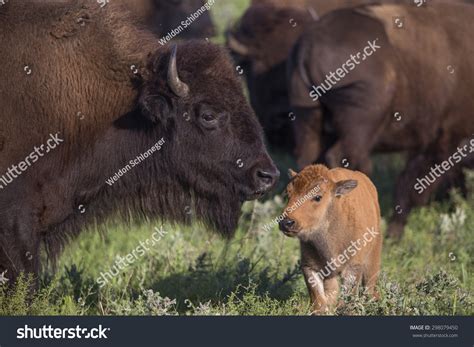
[279,218,296,232]
[254,167,280,192]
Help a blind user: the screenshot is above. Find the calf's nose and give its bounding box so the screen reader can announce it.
[279,218,295,232]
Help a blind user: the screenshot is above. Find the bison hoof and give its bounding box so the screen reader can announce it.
[387,221,405,240]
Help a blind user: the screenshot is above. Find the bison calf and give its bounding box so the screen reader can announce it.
[279,165,382,314]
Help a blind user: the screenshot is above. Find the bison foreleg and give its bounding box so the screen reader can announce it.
[326,140,373,175]
[292,107,323,170]
[0,222,41,288]
[388,151,445,238]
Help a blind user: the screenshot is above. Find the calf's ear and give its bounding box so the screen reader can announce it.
[288,169,298,179]
[334,180,358,197]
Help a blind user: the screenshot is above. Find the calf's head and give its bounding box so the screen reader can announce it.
[279,165,357,237]
[138,42,279,235]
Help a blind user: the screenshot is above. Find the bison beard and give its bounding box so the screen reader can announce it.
[43,172,243,262]
[0,1,278,284]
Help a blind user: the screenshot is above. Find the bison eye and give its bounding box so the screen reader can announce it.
[199,111,219,129]
[313,195,322,202]
[202,113,216,122]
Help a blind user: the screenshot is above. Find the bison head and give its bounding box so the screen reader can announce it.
[137,41,279,235]
[227,4,312,75]
[279,165,357,238]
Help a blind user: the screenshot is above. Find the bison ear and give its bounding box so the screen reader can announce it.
[139,91,171,124]
[288,169,298,179]
[334,180,358,197]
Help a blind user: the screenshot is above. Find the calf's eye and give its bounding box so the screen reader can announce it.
[313,195,322,202]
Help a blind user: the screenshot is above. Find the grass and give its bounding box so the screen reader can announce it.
[1,163,472,316]
[1,1,472,317]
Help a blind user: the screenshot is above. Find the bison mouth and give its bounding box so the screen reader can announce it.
[195,172,278,236]
[243,189,267,201]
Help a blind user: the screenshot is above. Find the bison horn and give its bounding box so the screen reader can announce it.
[307,6,319,21]
[227,33,250,56]
[167,45,189,98]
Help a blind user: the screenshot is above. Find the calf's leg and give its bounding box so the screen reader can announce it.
[341,265,363,296]
[302,266,329,314]
[324,277,340,311]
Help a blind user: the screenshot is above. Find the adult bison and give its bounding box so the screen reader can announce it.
[117,0,216,39]
[0,0,279,284]
[227,1,376,149]
[288,3,474,237]
[227,0,472,150]
[227,4,314,149]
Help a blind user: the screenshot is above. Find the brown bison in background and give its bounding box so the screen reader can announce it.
[227,0,390,149]
[227,3,314,149]
[288,3,474,237]
[280,165,382,314]
[0,0,278,284]
[116,0,215,38]
[228,0,472,150]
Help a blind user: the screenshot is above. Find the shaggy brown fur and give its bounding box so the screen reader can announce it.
[0,0,278,284]
[281,165,382,314]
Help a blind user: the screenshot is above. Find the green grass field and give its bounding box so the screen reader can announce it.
[1,162,472,316]
[0,1,472,317]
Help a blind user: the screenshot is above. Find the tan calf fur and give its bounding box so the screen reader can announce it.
[279,165,382,314]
